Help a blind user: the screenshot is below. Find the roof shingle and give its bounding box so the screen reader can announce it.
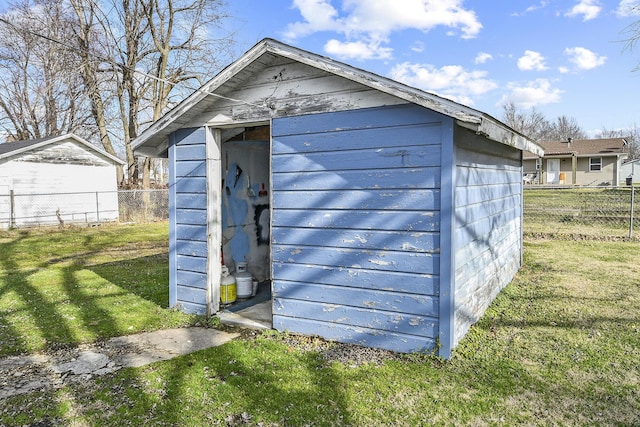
[523,137,627,159]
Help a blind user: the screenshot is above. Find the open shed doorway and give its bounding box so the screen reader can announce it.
[218,124,272,328]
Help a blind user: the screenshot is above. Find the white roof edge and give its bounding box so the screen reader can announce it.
[132,40,273,155]
[476,118,544,156]
[67,134,126,165]
[1,133,125,165]
[133,38,540,156]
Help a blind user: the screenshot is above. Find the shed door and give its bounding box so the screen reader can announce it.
[270,104,446,353]
[547,159,560,184]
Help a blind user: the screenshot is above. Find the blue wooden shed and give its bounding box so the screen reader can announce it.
[133,39,543,358]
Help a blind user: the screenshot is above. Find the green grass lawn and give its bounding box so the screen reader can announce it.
[0,222,204,356]
[1,224,639,425]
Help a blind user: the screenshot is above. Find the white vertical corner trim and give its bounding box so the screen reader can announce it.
[168,134,178,309]
[520,150,524,266]
[206,127,223,315]
[268,118,275,283]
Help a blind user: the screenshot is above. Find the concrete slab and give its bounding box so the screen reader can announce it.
[0,327,240,399]
[218,300,272,330]
[109,327,241,367]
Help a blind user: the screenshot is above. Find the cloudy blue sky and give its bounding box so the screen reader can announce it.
[230,0,640,136]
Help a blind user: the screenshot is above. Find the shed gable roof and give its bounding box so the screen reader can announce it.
[523,137,628,159]
[133,38,542,158]
[0,134,125,165]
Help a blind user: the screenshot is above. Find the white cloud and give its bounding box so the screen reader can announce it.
[511,1,549,16]
[526,1,549,13]
[616,0,640,17]
[390,62,497,105]
[565,47,606,70]
[566,0,602,21]
[517,50,548,71]
[411,41,425,53]
[475,52,493,64]
[284,0,483,59]
[324,39,393,60]
[498,79,563,108]
[282,0,342,39]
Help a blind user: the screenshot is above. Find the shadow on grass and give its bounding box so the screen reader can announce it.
[77,336,354,425]
[0,231,79,353]
[0,229,167,424]
[88,253,170,308]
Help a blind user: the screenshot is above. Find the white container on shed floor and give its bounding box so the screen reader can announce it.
[235,262,253,298]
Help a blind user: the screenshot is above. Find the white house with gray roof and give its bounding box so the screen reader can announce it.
[0,134,125,228]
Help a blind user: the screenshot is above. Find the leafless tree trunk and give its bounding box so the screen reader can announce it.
[0,0,233,189]
[502,101,587,142]
[0,0,90,142]
[72,0,232,188]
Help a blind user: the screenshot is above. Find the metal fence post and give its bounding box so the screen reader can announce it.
[630,184,635,240]
[9,189,15,228]
[95,191,100,222]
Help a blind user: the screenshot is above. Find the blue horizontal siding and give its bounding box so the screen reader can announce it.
[272,245,440,274]
[169,127,209,315]
[272,228,439,252]
[271,144,441,172]
[177,302,207,315]
[176,254,207,274]
[271,123,442,154]
[272,103,441,136]
[271,104,446,353]
[176,176,207,193]
[274,298,438,337]
[273,316,437,354]
[272,263,439,295]
[455,183,521,206]
[175,144,206,161]
[176,193,208,209]
[452,134,523,347]
[175,160,206,177]
[176,224,208,242]
[455,206,520,248]
[176,240,208,257]
[176,208,207,225]
[455,194,520,225]
[272,209,440,232]
[176,270,207,289]
[272,167,441,190]
[273,281,439,316]
[273,189,440,210]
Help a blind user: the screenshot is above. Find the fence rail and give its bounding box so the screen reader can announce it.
[523,186,638,239]
[0,189,168,228]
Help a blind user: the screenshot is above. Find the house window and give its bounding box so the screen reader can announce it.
[535,158,542,170]
[589,157,602,172]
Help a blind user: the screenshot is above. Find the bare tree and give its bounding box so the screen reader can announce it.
[597,125,639,160]
[501,101,549,141]
[70,0,232,188]
[543,115,587,142]
[502,102,587,142]
[0,0,232,187]
[0,0,91,141]
[623,1,640,71]
[69,0,125,184]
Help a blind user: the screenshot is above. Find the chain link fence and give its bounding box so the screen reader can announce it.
[118,189,169,223]
[523,186,638,239]
[3,186,637,240]
[0,189,168,229]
